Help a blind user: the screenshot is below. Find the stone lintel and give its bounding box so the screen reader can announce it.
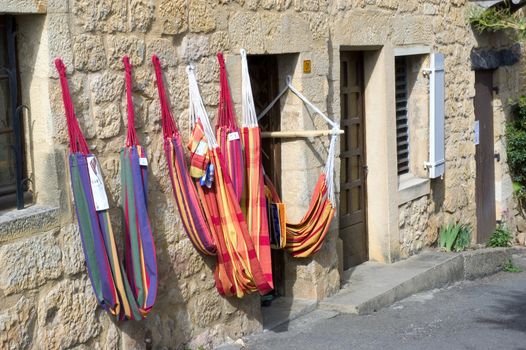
[471,43,522,70]
[0,0,47,14]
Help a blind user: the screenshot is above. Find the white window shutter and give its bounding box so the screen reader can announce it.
[427,53,445,179]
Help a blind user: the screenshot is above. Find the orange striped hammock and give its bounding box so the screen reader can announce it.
[263,134,338,257]
[186,64,273,297]
[252,51,339,258]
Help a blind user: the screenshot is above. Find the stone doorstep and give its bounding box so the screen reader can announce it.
[319,247,516,316]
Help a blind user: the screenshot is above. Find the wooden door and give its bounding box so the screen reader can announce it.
[247,55,285,297]
[475,70,496,243]
[339,52,368,269]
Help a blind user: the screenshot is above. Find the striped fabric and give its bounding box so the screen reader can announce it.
[216,53,244,202]
[264,174,287,249]
[186,65,272,297]
[264,173,336,258]
[152,55,217,256]
[241,127,273,289]
[285,174,336,258]
[206,147,273,297]
[56,57,158,320]
[187,121,210,179]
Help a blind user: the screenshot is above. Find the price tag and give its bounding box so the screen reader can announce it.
[227,132,240,141]
[139,157,148,166]
[86,155,110,211]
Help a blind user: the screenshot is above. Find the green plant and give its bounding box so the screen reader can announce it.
[506,97,526,210]
[487,223,514,247]
[453,226,472,252]
[502,259,522,273]
[439,223,472,252]
[468,4,526,39]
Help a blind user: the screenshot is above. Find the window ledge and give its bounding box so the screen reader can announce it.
[398,174,430,205]
[0,205,60,243]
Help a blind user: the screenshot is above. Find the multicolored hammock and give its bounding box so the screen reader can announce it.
[256,67,339,258]
[151,55,217,256]
[239,49,273,289]
[186,65,272,297]
[55,57,157,320]
[216,52,244,202]
[264,144,337,257]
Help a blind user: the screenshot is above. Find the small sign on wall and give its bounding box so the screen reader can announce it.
[474,120,480,145]
[303,60,312,74]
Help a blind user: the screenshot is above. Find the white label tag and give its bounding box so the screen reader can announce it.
[86,155,110,211]
[139,157,148,166]
[474,121,480,146]
[227,132,240,141]
[195,141,208,156]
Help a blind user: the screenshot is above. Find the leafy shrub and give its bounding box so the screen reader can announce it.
[502,259,522,273]
[468,5,526,39]
[439,223,472,252]
[507,97,526,189]
[487,224,513,247]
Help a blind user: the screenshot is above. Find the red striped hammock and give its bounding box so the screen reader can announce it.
[186,64,272,297]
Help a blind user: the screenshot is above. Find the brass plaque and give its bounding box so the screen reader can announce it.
[303,60,312,74]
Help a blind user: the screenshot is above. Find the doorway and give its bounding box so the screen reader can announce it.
[339,51,369,269]
[247,54,286,297]
[474,70,496,243]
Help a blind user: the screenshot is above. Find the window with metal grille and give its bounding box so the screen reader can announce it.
[0,16,28,210]
[395,57,409,175]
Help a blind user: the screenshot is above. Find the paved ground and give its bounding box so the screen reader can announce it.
[243,270,526,350]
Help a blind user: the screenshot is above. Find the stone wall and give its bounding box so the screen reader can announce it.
[0,0,524,349]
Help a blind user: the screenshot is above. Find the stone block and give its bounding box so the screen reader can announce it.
[178,35,210,62]
[60,224,86,275]
[463,248,512,280]
[130,0,155,33]
[73,34,107,72]
[0,296,35,350]
[189,0,216,33]
[72,0,128,33]
[90,72,124,104]
[47,14,74,77]
[146,38,179,67]
[0,206,60,243]
[36,277,101,349]
[93,103,123,139]
[107,35,146,69]
[158,0,188,35]
[0,231,63,295]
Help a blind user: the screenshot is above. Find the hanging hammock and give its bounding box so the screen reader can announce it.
[186,64,272,297]
[55,57,158,320]
[257,73,339,258]
[216,52,244,202]
[151,55,217,256]
[239,49,273,289]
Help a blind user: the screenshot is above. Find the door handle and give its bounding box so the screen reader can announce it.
[362,165,369,176]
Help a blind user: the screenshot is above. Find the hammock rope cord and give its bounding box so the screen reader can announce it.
[151,55,217,256]
[257,70,339,258]
[239,49,273,289]
[216,52,244,202]
[187,65,272,297]
[55,58,158,320]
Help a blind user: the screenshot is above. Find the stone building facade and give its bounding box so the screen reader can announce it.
[0,0,523,349]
